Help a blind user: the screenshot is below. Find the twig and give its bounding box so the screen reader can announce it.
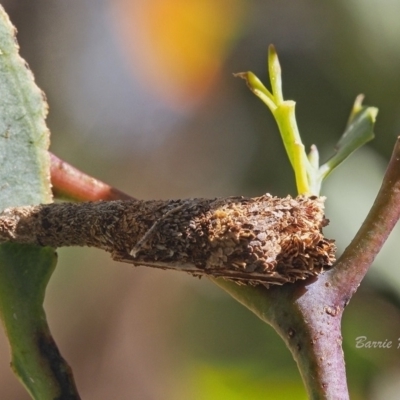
[50,153,133,201]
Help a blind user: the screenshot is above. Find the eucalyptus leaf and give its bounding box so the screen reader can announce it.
[0,16,51,207]
[0,6,79,399]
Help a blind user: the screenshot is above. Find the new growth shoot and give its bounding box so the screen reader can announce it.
[236,45,378,196]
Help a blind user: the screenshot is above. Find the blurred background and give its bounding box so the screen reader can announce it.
[1,0,400,398]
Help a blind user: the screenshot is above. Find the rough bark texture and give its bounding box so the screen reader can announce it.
[0,194,335,286]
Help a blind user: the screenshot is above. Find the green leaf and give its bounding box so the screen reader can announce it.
[319,98,378,180]
[0,6,79,399]
[0,15,51,207]
[0,244,69,399]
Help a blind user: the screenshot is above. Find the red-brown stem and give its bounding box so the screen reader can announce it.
[50,153,134,202]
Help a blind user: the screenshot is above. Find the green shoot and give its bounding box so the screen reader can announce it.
[236,45,378,196]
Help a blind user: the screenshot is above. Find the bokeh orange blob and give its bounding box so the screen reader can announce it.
[109,0,247,108]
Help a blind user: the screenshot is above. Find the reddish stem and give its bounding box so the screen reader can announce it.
[50,153,134,202]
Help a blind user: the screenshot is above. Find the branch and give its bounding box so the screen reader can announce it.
[13,137,400,399]
[213,137,400,399]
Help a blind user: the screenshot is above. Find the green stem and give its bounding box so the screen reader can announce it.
[272,102,311,194]
[0,244,81,399]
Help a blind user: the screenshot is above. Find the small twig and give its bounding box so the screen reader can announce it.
[50,153,133,201]
[0,195,335,286]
